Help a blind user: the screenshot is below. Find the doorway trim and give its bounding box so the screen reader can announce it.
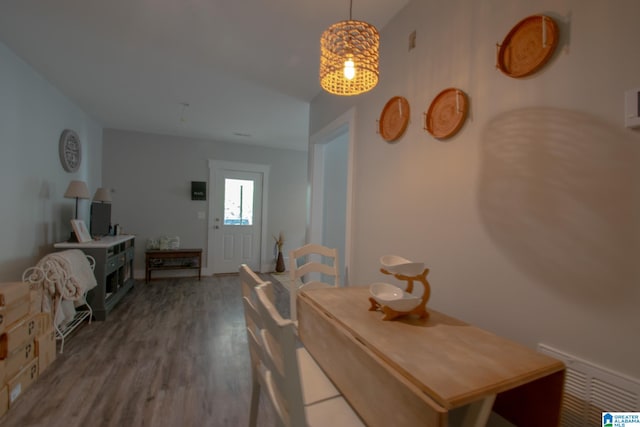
[207,160,270,273]
[308,107,355,285]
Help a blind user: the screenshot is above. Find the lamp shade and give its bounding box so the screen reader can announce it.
[93,187,112,203]
[320,19,379,96]
[64,180,90,199]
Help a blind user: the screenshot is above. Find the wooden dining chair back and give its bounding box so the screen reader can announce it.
[254,282,305,426]
[254,282,364,427]
[288,243,340,323]
[239,264,270,427]
[240,263,362,427]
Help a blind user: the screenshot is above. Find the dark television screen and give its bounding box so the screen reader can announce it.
[90,202,111,237]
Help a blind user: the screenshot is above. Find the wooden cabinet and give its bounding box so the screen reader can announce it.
[54,235,135,321]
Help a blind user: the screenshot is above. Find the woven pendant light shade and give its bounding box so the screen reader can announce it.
[320,19,379,96]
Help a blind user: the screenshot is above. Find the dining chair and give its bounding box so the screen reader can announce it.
[239,264,360,427]
[288,243,340,324]
[252,280,364,427]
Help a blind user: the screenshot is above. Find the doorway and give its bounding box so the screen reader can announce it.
[208,160,270,274]
[309,108,355,285]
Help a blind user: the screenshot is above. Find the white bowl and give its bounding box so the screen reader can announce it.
[370,282,421,312]
[380,255,425,277]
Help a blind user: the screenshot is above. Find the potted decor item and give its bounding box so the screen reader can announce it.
[274,232,285,273]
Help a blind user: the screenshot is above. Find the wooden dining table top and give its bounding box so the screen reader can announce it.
[298,286,565,409]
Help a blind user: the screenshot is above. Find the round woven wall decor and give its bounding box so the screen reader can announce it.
[378,96,410,142]
[496,15,559,78]
[424,88,468,140]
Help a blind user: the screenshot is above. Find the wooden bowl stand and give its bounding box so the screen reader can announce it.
[368,268,431,321]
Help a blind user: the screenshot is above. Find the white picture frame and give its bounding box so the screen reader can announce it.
[71,219,92,243]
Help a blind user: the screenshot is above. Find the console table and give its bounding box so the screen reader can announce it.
[54,235,135,321]
[145,249,202,282]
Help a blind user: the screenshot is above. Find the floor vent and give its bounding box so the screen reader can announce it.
[538,344,640,427]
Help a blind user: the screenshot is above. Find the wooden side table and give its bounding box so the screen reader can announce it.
[145,248,202,282]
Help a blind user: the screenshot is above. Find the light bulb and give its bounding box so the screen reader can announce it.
[343,58,355,80]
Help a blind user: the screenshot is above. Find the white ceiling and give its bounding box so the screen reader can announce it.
[0,0,409,151]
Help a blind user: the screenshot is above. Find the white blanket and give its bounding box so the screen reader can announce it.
[38,249,97,299]
[36,249,97,327]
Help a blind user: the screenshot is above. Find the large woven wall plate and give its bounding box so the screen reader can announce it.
[424,88,469,140]
[379,96,410,142]
[497,14,559,78]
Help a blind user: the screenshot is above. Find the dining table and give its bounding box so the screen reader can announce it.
[297,286,565,427]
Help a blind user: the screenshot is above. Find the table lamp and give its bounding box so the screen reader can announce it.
[64,180,91,218]
[93,187,112,203]
[64,180,90,241]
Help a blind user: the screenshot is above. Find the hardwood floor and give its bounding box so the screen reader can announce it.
[0,275,277,427]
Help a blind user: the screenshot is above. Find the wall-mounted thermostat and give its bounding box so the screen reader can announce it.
[625,87,640,128]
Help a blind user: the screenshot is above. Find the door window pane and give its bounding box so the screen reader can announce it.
[223,179,254,225]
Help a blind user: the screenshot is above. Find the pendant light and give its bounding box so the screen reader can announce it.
[319,0,379,96]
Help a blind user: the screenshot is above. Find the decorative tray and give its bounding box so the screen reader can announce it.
[378,96,410,142]
[424,88,468,139]
[496,14,559,78]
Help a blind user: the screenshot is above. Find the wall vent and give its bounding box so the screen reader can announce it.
[538,344,640,427]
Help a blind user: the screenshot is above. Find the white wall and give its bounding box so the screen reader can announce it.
[0,42,103,280]
[0,38,308,281]
[310,0,640,380]
[102,129,307,275]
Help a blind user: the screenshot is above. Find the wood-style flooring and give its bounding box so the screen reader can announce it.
[0,275,278,427]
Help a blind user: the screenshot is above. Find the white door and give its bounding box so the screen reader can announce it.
[208,161,268,274]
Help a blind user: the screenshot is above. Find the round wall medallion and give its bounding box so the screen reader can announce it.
[379,96,410,142]
[59,129,81,172]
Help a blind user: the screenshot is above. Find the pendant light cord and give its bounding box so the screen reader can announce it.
[349,0,353,20]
